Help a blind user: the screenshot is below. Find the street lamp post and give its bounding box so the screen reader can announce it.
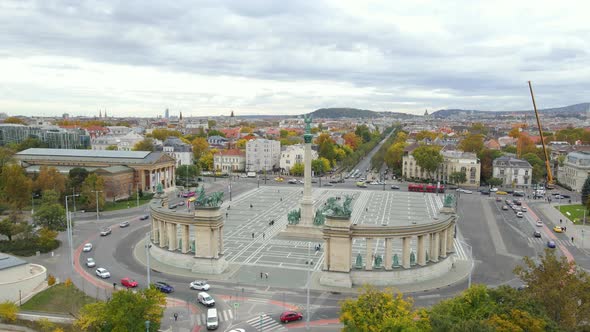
[65,194,79,271]
[91,190,103,222]
[31,194,35,215]
[460,240,474,288]
[145,232,152,286]
[306,242,311,330]
[136,184,140,208]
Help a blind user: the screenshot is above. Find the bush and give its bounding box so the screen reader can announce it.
[64,278,72,288]
[0,300,18,322]
[0,237,60,256]
[47,274,56,286]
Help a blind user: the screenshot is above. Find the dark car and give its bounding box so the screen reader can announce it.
[533,231,541,238]
[480,190,490,195]
[154,281,174,293]
[140,215,150,220]
[547,240,556,248]
[391,185,400,190]
[280,311,303,323]
[169,203,177,209]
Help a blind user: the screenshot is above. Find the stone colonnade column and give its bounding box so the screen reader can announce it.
[417,234,426,266]
[402,237,411,269]
[433,232,440,261]
[323,237,330,270]
[447,225,454,254]
[218,226,224,256]
[167,222,177,251]
[151,219,158,243]
[181,224,189,253]
[429,233,437,262]
[384,238,393,271]
[440,229,448,258]
[365,238,374,270]
[158,220,166,248]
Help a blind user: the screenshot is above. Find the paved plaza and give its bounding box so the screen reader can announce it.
[215,186,468,272]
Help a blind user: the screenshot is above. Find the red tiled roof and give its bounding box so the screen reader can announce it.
[215,149,245,156]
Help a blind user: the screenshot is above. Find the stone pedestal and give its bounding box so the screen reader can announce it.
[320,215,353,287]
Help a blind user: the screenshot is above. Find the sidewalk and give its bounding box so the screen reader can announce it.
[537,203,589,252]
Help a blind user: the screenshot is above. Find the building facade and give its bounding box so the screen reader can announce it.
[246,139,281,172]
[492,156,533,187]
[15,148,176,193]
[0,124,90,149]
[160,137,193,166]
[280,144,318,174]
[402,147,480,187]
[557,151,590,192]
[214,149,245,173]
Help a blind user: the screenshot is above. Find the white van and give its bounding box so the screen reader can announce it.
[198,292,215,307]
[206,308,218,330]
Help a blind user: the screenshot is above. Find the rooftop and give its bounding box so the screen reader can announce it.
[0,253,27,271]
[17,148,150,159]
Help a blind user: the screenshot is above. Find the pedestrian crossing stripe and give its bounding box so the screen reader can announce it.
[195,309,234,326]
[453,239,469,261]
[245,314,287,331]
[527,238,572,247]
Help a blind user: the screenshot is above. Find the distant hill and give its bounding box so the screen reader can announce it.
[431,103,589,119]
[308,108,415,119]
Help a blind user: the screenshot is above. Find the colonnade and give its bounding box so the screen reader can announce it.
[138,167,176,192]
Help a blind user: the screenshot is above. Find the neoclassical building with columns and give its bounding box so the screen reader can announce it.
[15,148,176,198]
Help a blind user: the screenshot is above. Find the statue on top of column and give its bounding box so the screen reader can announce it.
[194,186,224,208]
[443,194,455,208]
[156,182,164,197]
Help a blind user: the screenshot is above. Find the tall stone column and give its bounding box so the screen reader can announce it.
[365,238,374,271]
[211,228,219,258]
[141,169,146,191]
[181,224,189,253]
[300,136,314,226]
[167,223,177,251]
[433,232,440,262]
[447,225,455,254]
[418,234,426,266]
[402,237,411,269]
[218,226,224,256]
[440,229,448,258]
[323,237,330,270]
[151,218,158,243]
[384,238,393,271]
[429,233,436,262]
[158,221,166,248]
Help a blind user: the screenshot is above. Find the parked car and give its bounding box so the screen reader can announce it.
[140,215,150,220]
[323,183,334,187]
[521,206,527,212]
[553,226,564,233]
[198,292,215,307]
[533,231,542,238]
[490,188,498,192]
[95,268,111,279]
[502,205,509,211]
[154,281,174,293]
[189,280,210,291]
[182,191,196,198]
[100,227,112,236]
[288,179,297,184]
[83,243,93,252]
[86,258,96,267]
[280,311,303,323]
[496,191,508,195]
[121,277,138,288]
[119,221,130,228]
[547,240,556,248]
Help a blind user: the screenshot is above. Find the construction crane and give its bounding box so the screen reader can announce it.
[527,81,554,189]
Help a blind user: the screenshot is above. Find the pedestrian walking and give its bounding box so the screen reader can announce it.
[226,212,229,218]
[564,226,567,232]
[252,232,255,238]
[571,236,574,242]
[263,233,265,239]
[260,272,263,279]
[560,219,563,224]
[265,272,269,279]
[174,313,178,321]
[250,204,253,209]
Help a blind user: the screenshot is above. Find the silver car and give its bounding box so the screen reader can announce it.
[95,268,111,279]
[86,258,96,268]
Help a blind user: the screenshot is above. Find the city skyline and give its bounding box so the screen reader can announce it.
[1,1,589,117]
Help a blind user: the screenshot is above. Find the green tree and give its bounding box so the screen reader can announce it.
[458,133,485,154]
[0,164,32,211]
[33,190,67,231]
[449,171,467,184]
[0,214,27,241]
[133,138,155,151]
[207,129,225,137]
[15,137,48,151]
[581,175,590,208]
[75,287,166,332]
[470,122,489,135]
[80,173,105,210]
[105,145,118,150]
[384,142,406,171]
[514,249,590,331]
[521,153,546,183]
[478,149,504,183]
[68,167,89,193]
[488,177,503,187]
[340,286,430,332]
[176,165,200,180]
[0,147,15,171]
[290,163,304,176]
[36,228,58,250]
[0,300,19,322]
[199,151,214,171]
[191,137,209,160]
[415,130,438,142]
[148,128,181,141]
[411,145,443,179]
[207,119,217,128]
[311,157,330,175]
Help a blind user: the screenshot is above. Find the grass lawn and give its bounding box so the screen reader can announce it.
[21,283,96,315]
[102,194,154,212]
[556,204,589,224]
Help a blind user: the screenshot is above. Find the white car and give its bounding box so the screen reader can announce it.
[521,206,528,212]
[458,189,473,194]
[86,258,96,268]
[83,243,93,252]
[189,280,211,291]
[490,188,498,192]
[95,268,111,279]
[516,212,524,218]
[536,220,543,227]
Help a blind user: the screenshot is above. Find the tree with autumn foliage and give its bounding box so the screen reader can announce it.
[415,130,439,142]
[34,166,66,197]
[477,149,504,184]
[148,128,181,141]
[458,133,485,154]
[0,164,32,211]
[133,138,155,151]
[191,137,209,160]
[340,286,430,332]
[342,133,361,150]
[80,173,105,210]
[516,133,537,156]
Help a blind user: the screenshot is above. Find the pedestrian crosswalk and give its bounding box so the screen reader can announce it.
[528,237,573,247]
[453,239,470,260]
[245,314,287,331]
[195,309,234,326]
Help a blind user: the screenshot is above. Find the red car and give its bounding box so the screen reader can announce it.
[182,191,196,198]
[121,278,138,288]
[280,311,303,323]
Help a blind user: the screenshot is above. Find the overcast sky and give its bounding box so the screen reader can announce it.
[0,0,588,118]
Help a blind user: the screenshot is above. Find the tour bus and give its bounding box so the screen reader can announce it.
[408,183,445,193]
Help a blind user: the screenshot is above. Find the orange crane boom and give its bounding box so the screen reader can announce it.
[527,81,554,189]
